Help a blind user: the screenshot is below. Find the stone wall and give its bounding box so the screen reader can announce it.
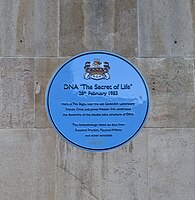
[0,0,194,200]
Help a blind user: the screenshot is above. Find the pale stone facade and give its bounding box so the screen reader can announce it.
[0,0,194,200]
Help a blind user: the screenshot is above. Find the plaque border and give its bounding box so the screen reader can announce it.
[46,51,150,152]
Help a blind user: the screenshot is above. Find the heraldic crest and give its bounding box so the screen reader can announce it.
[84,59,110,80]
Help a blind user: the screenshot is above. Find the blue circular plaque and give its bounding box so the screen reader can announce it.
[46,51,150,152]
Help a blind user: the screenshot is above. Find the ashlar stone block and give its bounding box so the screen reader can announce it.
[60,0,137,57]
[0,129,56,200]
[148,128,195,200]
[35,57,69,128]
[56,131,148,200]
[138,0,195,57]
[131,58,195,128]
[0,58,35,128]
[0,0,58,56]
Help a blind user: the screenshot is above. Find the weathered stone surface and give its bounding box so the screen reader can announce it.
[131,58,195,128]
[0,129,56,200]
[113,0,137,57]
[0,58,35,128]
[56,167,99,200]
[60,0,137,57]
[59,0,85,56]
[148,128,195,200]
[83,0,115,53]
[35,58,69,128]
[138,0,195,57]
[56,132,148,200]
[0,0,58,56]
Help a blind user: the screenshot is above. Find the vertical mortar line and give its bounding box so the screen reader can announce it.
[54,135,58,200]
[57,0,60,57]
[137,0,140,57]
[113,0,116,52]
[34,57,37,129]
[193,59,195,93]
[146,129,151,200]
